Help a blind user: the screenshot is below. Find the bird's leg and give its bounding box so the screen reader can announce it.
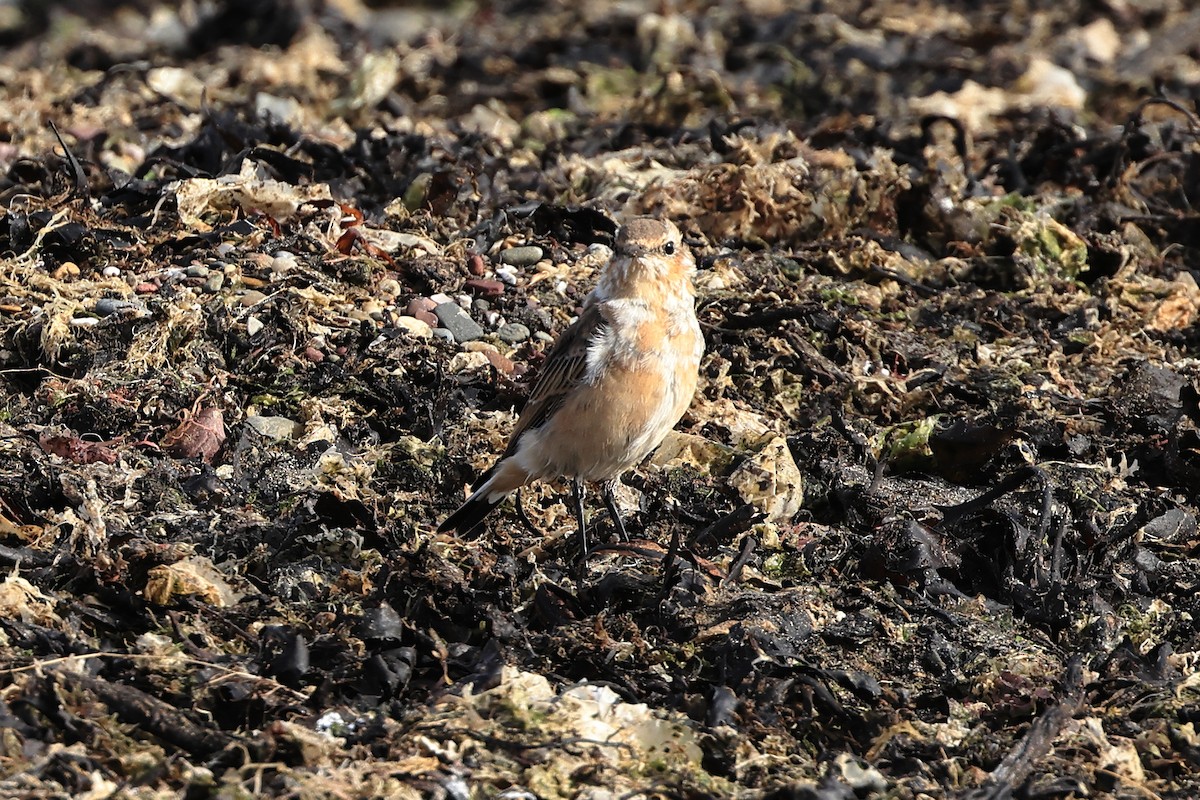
[601,479,629,542]
[570,476,588,556]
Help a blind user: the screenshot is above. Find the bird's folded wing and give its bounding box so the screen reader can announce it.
[503,303,608,457]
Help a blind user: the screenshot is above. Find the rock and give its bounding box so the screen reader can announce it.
[203,274,225,293]
[728,436,804,523]
[396,315,433,338]
[246,316,264,337]
[499,245,543,267]
[185,265,210,278]
[246,415,302,440]
[464,278,504,296]
[94,298,141,317]
[434,302,485,342]
[497,322,531,343]
[432,328,455,342]
[378,278,402,297]
[240,290,267,307]
[271,251,298,274]
[467,253,486,275]
[406,297,436,316]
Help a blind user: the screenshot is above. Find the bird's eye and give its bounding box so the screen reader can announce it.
[662,241,676,255]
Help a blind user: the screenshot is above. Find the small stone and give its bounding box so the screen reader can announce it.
[495,264,519,284]
[94,298,138,316]
[428,292,453,305]
[432,328,455,342]
[499,245,543,267]
[406,297,437,316]
[497,322,531,343]
[240,275,266,289]
[135,282,159,294]
[246,415,302,440]
[378,278,402,297]
[203,274,225,293]
[215,243,236,257]
[414,310,439,327]
[464,278,504,297]
[473,299,490,313]
[240,290,267,307]
[102,265,121,278]
[51,262,80,281]
[396,315,433,338]
[361,299,386,319]
[272,251,298,273]
[434,303,485,342]
[467,253,486,276]
[70,316,100,327]
[185,265,210,279]
[305,346,324,362]
[246,316,265,337]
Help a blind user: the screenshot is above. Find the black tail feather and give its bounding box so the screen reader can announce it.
[437,492,503,537]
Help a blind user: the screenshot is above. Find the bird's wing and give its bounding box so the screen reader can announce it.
[502,302,607,457]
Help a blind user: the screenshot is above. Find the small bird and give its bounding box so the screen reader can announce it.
[438,217,704,554]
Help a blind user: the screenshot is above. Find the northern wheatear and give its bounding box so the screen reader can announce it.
[438,217,704,554]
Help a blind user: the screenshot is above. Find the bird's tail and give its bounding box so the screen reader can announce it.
[437,459,530,537]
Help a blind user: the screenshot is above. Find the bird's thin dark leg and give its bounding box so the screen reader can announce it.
[601,480,629,542]
[570,477,588,556]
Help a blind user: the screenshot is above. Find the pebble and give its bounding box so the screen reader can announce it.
[185,265,210,279]
[395,315,433,338]
[203,274,225,293]
[52,262,80,281]
[102,265,121,278]
[464,278,504,297]
[305,346,324,362]
[432,328,455,342]
[499,245,543,267]
[378,278,402,297]
[406,297,436,316]
[246,316,264,337]
[216,243,236,257]
[246,415,302,440]
[534,331,554,344]
[434,303,485,342]
[272,251,298,274]
[361,299,386,320]
[405,297,439,326]
[494,264,519,285]
[240,290,267,307]
[467,253,486,275]
[70,316,100,327]
[497,322,531,343]
[95,298,139,317]
[135,282,159,294]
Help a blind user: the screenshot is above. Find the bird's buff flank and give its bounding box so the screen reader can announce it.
[438,217,704,553]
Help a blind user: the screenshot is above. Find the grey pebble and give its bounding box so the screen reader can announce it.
[499,245,543,267]
[94,298,142,317]
[184,265,210,278]
[433,302,484,341]
[497,322,531,344]
[246,415,302,440]
[432,328,456,342]
[203,274,225,293]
